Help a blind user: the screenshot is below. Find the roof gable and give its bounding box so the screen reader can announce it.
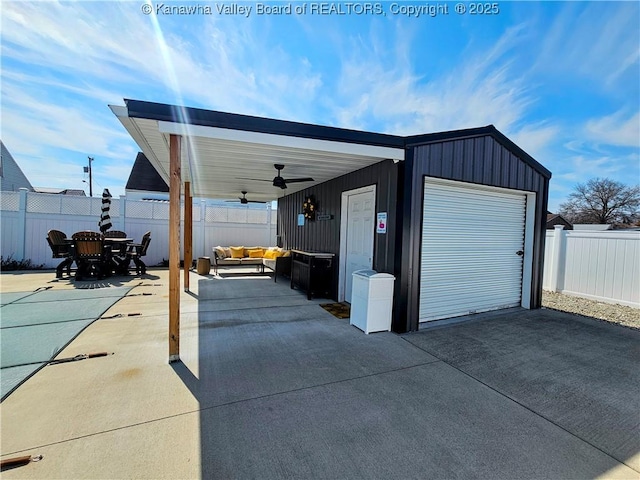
[1,141,34,192]
[125,152,169,193]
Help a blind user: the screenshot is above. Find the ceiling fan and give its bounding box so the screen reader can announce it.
[226,191,266,204]
[270,164,315,190]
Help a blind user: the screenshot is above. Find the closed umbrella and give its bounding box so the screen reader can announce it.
[99,188,112,233]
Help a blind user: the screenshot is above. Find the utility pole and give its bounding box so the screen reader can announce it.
[84,156,94,197]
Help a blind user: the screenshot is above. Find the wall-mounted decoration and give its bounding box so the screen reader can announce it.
[317,213,334,221]
[297,214,305,226]
[303,195,317,221]
[377,212,387,233]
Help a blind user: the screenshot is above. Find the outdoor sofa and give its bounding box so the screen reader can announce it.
[212,246,292,281]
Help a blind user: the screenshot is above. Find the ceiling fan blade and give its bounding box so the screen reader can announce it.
[247,200,267,204]
[236,177,273,182]
[283,177,314,184]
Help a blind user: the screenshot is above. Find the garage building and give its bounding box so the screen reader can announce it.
[112,100,551,334]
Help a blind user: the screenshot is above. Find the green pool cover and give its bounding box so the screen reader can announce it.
[1,286,133,400]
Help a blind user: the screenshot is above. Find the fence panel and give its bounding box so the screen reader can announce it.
[1,192,276,269]
[24,213,100,267]
[1,211,21,261]
[544,227,640,307]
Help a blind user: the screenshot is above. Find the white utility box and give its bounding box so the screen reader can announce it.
[350,270,395,334]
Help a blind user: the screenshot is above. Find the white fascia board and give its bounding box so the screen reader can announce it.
[108,104,128,118]
[158,121,405,161]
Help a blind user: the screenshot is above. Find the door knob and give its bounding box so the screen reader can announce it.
[516,250,524,256]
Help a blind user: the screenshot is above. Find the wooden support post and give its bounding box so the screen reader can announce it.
[169,134,181,363]
[184,181,192,292]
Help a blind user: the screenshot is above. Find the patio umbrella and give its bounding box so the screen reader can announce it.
[98,188,112,233]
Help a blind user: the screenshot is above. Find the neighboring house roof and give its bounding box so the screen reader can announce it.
[125,152,169,193]
[0,141,34,192]
[546,213,573,230]
[32,187,86,196]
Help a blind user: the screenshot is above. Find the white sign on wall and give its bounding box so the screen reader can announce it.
[376,212,387,234]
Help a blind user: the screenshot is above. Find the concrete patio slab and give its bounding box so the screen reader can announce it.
[194,361,633,480]
[175,279,437,407]
[404,308,640,472]
[1,270,638,479]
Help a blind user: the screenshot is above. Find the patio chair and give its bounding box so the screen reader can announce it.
[46,229,73,278]
[104,230,129,258]
[104,230,127,238]
[71,231,111,281]
[127,231,151,275]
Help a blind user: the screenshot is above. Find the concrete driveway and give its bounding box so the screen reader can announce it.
[1,270,638,479]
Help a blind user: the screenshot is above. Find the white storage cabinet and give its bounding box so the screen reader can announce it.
[350,270,395,334]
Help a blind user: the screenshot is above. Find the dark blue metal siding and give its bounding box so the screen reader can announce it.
[277,135,549,334]
[402,135,549,332]
[412,136,545,193]
[277,160,399,300]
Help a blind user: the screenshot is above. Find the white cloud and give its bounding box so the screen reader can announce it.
[509,123,560,161]
[0,79,134,156]
[326,22,542,140]
[534,2,639,89]
[585,110,640,148]
[1,2,323,119]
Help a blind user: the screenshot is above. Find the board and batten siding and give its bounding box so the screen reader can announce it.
[277,159,399,301]
[397,134,550,332]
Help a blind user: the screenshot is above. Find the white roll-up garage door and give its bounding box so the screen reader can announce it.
[420,179,526,322]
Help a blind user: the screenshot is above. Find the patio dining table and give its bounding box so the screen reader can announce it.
[104,237,134,275]
[64,235,135,278]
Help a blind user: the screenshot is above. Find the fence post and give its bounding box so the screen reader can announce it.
[549,225,565,292]
[17,188,28,261]
[119,195,127,232]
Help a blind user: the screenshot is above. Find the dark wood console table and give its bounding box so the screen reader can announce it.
[290,250,335,300]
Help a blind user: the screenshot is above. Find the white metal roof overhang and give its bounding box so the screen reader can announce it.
[110,104,405,202]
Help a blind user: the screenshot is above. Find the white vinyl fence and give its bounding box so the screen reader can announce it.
[1,189,277,269]
[543,225,640,308]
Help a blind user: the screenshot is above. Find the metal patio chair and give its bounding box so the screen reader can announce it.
[126,231,151,275]
[71,231,111,281]
[104,230,130,260]
[103,230,127,238]
[46,229,73,278]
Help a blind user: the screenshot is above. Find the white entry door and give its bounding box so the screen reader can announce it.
[342,187,376,303]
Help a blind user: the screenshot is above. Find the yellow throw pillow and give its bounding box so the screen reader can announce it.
[263,250,275,260]
[248,249,264,258]
[230,246,245,259]
[272,251,284,258]
[282,250,291,257]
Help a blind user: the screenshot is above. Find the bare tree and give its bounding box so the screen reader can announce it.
[558,178,640,226]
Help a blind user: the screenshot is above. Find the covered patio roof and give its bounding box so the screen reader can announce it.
[110,99,406,202]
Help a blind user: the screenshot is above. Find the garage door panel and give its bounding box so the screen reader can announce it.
[420,180,526,322]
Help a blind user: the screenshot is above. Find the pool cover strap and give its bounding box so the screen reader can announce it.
[48,352,112,365]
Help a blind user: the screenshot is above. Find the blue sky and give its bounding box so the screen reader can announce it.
[1,1,638,211]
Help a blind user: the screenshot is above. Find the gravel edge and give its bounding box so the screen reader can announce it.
[542,291,640,330]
